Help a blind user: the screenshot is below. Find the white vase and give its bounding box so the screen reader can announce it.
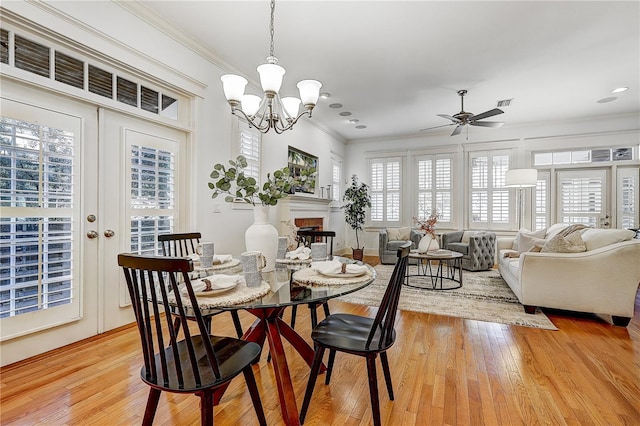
[418,234,439,252]
[245,205,278,272]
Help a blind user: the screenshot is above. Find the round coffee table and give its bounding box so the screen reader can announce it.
[406,249,463,290]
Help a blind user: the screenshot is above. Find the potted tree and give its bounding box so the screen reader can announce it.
[343,174,371,261]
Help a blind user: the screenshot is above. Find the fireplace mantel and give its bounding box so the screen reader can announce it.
[279,196,332,232]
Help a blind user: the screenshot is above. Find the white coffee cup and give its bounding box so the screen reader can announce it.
[196,242,214,257]
[311,242,327,261]
[277,237,288,259]
[199,255,213,268]
[244,271,263,288]
[241,251,266,273]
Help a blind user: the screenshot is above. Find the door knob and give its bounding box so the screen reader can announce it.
[87,230,99,239]
[104,229,115,238]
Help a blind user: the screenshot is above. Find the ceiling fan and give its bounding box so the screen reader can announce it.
[420,89,504,136]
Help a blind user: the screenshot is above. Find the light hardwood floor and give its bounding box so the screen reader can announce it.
[2,256,639,425]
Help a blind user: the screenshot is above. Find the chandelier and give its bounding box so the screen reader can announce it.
[220,0,322,134]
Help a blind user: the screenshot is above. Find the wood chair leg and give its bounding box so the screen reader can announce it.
[325,349,336,385]
[290,305,298,329]
[322,302,331,318]
[199,390,214,426]
[230,311,243,338]
[380,351,394,400]
[366,356,382,426]
[142,388,162,426]
[172,315,181,334]
[300,345,326,424]
[309,303,319,328]
[242,366,267,426]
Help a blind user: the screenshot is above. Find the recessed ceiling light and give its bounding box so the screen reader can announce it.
[611,87,628,93]
[339,111,352,116]
[597,96,617,103]
[329,103,342,108]
[348,119,360,124]
[355,125,367,129]
[320,92,331,99]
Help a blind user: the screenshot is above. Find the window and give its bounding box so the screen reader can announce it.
[239,127,261,181]
[557,170,605,227]
[469,151,510,229]
[534,172,550,231]
[416,155,452,226]
[534,147,636,166]
[617,168,638,229]
[331,159,342,202]
[0,115,77,320]
[129,143,176,255]
[370,157,401,226]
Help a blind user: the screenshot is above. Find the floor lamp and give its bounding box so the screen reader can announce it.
[505,169,538,230]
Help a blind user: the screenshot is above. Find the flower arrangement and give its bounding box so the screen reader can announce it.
[414,210,439,238]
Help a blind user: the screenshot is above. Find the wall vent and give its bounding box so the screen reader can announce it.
[496,98,513,108]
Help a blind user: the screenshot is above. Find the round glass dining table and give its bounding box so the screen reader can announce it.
[196,257,376,426]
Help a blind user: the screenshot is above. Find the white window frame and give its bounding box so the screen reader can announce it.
[468,150,512,230]
[331,156,342,204]
[415,154,454,228]
[617,167,639,229]
[369,156,402,227]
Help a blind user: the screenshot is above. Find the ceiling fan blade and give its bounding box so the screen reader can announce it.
[437,114,462,123]
[469,108,503,121]
[451,125,464,136]
[419,123,455,132]
[470,121,504,128]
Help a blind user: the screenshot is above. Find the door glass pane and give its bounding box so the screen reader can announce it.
[0,116,75,318]
[88,65,113,99]
[15,35,49,78]
[117,76,137,107]
[55,52,84,89]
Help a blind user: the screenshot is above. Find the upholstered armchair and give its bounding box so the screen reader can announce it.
[442,230,496,271]
[379,227,422,264]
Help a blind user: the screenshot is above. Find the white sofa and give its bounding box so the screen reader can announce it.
[496,225,640,326]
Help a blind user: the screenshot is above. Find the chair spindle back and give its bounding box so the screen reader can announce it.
[158,232,201,257]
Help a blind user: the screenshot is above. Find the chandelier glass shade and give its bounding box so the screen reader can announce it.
[220,0,322,134]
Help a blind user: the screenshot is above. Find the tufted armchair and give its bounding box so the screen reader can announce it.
[379,228,422,264]
[442,231,496,271]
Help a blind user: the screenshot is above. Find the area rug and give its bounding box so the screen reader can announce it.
[338,265,558,330]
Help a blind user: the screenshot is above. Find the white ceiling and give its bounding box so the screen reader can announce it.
[135,1,640,141]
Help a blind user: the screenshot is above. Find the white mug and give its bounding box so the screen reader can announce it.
[244,270,263,288]
[311,242,328,261]
[277,237,288,259]
[241,251,266,272]
[199,255,213,268]
[196,241,214,257]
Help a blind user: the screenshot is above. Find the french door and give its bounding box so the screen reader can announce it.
[556,169,610,228]
[0,80,187,365]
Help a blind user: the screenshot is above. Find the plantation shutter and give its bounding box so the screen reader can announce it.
[369,157,401,226]
[239,128,261,180]
[617,168,638,228]
[556,169,606,227]
[469,151,511,229]
[416,155,453,227]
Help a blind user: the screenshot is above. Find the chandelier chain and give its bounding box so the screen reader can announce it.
[269,0,276,59]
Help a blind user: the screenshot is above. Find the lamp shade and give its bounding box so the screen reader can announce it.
[505,169,538,188]
[241,95,262,117]
[257,63,286,93]
[220,74,248,102]
[297,80,322,106]
[281,97,301,119]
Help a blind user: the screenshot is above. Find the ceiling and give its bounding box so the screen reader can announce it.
[134,1,640,142]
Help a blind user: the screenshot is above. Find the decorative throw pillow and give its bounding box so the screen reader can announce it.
[580,228,635,251]
[513,228,546,251]
[461,231,484,243]
[541,231,587,253]
[545,223,571,239]
[387,227,411,241]
[518,234,547,252]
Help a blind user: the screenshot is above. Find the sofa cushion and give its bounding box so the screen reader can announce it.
[541,231,587,253]
[518,233,547,252]
[513,228,546,251]
[447,242,469,255]
[545,223,571,239]
[580,228,636,251]
[387,226,411,241]
[461,231,483,243]
[387,240,412,251]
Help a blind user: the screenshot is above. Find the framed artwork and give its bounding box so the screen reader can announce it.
[287,146,317,194]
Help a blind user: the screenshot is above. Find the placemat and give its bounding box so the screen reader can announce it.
[293,267,373,287]
[174,280,271,309]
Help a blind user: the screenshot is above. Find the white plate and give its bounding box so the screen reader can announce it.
[317,270,367,278]
[184,279,238,296]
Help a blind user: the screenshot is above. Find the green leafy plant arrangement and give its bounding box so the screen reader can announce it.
[209,155,315,206]
[343,174,371,250]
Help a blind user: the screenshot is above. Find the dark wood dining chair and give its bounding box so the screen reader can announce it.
[290,230,337,329]
[299,242,411,426]
[159,232,244,338]
[117,254,266,426]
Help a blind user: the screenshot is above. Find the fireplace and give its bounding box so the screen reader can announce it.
[295,217,323,232]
